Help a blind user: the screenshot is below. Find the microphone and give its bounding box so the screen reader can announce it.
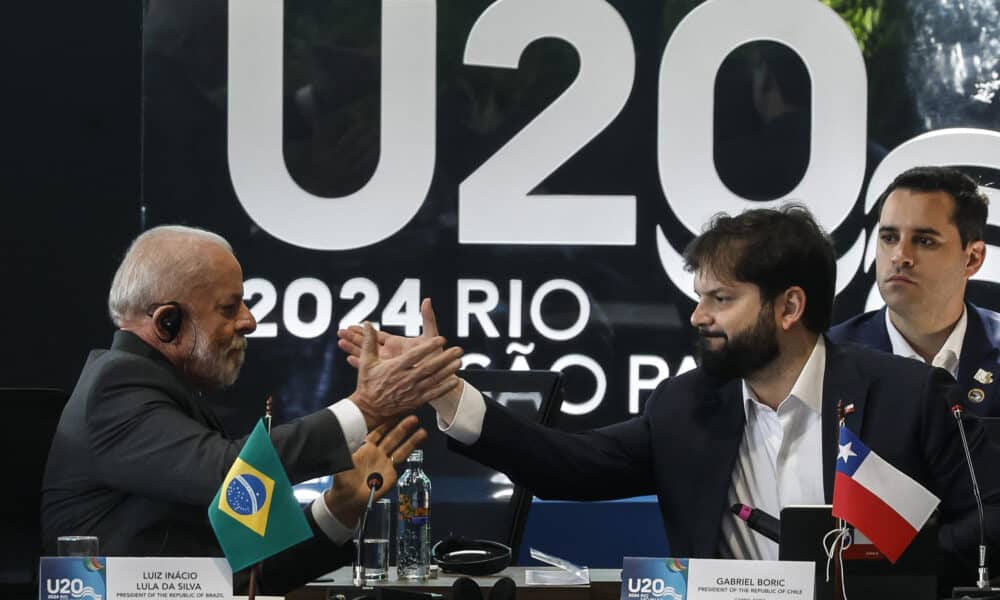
[730,503,780,543]
[452,576,484,600]
[950,405,996,594]
[366,472,384,506]
[355,472,385,582]
[488,575,517,600]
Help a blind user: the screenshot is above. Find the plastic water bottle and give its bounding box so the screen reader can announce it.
[397,450,431,579]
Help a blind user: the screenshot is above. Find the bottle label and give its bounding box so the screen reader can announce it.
[399,493,430,523]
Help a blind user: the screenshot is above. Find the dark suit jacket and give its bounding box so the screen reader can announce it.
[42,331,356,594]
[829,303,1000,416]
[451,339,1000,582]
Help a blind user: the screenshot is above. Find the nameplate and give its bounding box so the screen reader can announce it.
[40,557,232,600]
[621,557,814,600]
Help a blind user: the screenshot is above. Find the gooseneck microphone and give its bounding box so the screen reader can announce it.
[731,503,780,543]
[950,405,993,593]
[355,472,385,581]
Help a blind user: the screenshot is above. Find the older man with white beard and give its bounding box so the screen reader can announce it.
[41,225,463,594]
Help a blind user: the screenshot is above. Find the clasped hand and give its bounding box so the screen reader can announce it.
[344,299,463,428]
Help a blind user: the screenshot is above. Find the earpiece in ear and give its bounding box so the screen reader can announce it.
[157,302,183,342]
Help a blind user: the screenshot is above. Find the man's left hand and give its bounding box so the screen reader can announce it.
[323,415,427,526]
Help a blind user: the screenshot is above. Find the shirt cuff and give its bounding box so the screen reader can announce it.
[310,497,357,545]
[432,380,485,445]
[329,399,367,452]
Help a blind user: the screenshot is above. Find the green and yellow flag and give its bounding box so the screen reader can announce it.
[208,419,313,572]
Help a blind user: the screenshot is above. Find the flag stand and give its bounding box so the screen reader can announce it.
[209,395,313,600]
[832,519,845,600]
[247,565,260,600]
[832,401,847,600]
[245,397,274,600]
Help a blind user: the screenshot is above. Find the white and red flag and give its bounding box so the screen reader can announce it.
[832,426,939,562]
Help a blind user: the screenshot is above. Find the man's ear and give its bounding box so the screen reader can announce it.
[965,240,986,279]
[777,287,807,331]
[151,303,183,343]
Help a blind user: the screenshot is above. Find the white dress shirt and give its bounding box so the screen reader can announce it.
[720,337,827,560]
[885,306,966,378]
[433,381,485,444]
[435,339,830,560]
[309,399,369,543]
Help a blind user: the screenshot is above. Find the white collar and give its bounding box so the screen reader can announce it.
[742,336,826,417]
[884,306,966,378]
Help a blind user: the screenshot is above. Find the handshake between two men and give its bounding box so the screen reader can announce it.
[329,298,464,524]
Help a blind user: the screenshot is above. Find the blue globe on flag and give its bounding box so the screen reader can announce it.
[209,420,313,572]
[226,473,268,515]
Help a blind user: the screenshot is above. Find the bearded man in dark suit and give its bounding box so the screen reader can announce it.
[341,205,1000,589]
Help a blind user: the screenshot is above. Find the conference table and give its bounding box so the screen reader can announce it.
[288,566,623,600]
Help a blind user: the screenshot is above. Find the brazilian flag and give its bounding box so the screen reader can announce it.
[208,419,313,572]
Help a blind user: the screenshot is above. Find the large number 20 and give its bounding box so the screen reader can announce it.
[227,0,860,250]
[226,0,993,254]
[458,0,635,245]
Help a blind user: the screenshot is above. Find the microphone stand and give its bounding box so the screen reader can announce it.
[950,406,1000,599]
[354,473,384,585]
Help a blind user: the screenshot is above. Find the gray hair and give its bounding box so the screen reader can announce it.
[108,225,233,326]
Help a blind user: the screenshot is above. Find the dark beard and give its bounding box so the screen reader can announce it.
[696,304,780,380]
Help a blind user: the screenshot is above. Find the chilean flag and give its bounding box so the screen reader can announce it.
[832,426,939,563]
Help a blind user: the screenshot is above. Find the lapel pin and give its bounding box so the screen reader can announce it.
[974,368,994,385]
[968,388,986,404]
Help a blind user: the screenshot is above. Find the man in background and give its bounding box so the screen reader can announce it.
[42,225,463,594]
[829,166,1000,415]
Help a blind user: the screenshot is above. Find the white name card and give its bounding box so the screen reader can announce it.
[40,557,233,600]
[621,557,814,600]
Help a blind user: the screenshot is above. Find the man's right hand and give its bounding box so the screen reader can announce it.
[340,299,466,423]
[349,321,463,429]
[338,298,442,367]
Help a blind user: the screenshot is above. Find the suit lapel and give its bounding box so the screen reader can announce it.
[112,330,228,432]
[821,338,869,502]
[694,379,746,556]
[193,394,227,433]
[957,304,1000,414]
[865,307,893,353]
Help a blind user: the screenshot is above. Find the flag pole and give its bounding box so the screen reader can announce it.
[247,397,274,600]
[247,566,259,600]
[265,396,273,435]
[833,400,846,600]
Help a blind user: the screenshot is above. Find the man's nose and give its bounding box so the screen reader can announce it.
[892,241,914,268]
[237,303,257,334]
[690,300,711,329]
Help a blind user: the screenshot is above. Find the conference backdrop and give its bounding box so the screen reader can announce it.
[140,0,1000,544]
